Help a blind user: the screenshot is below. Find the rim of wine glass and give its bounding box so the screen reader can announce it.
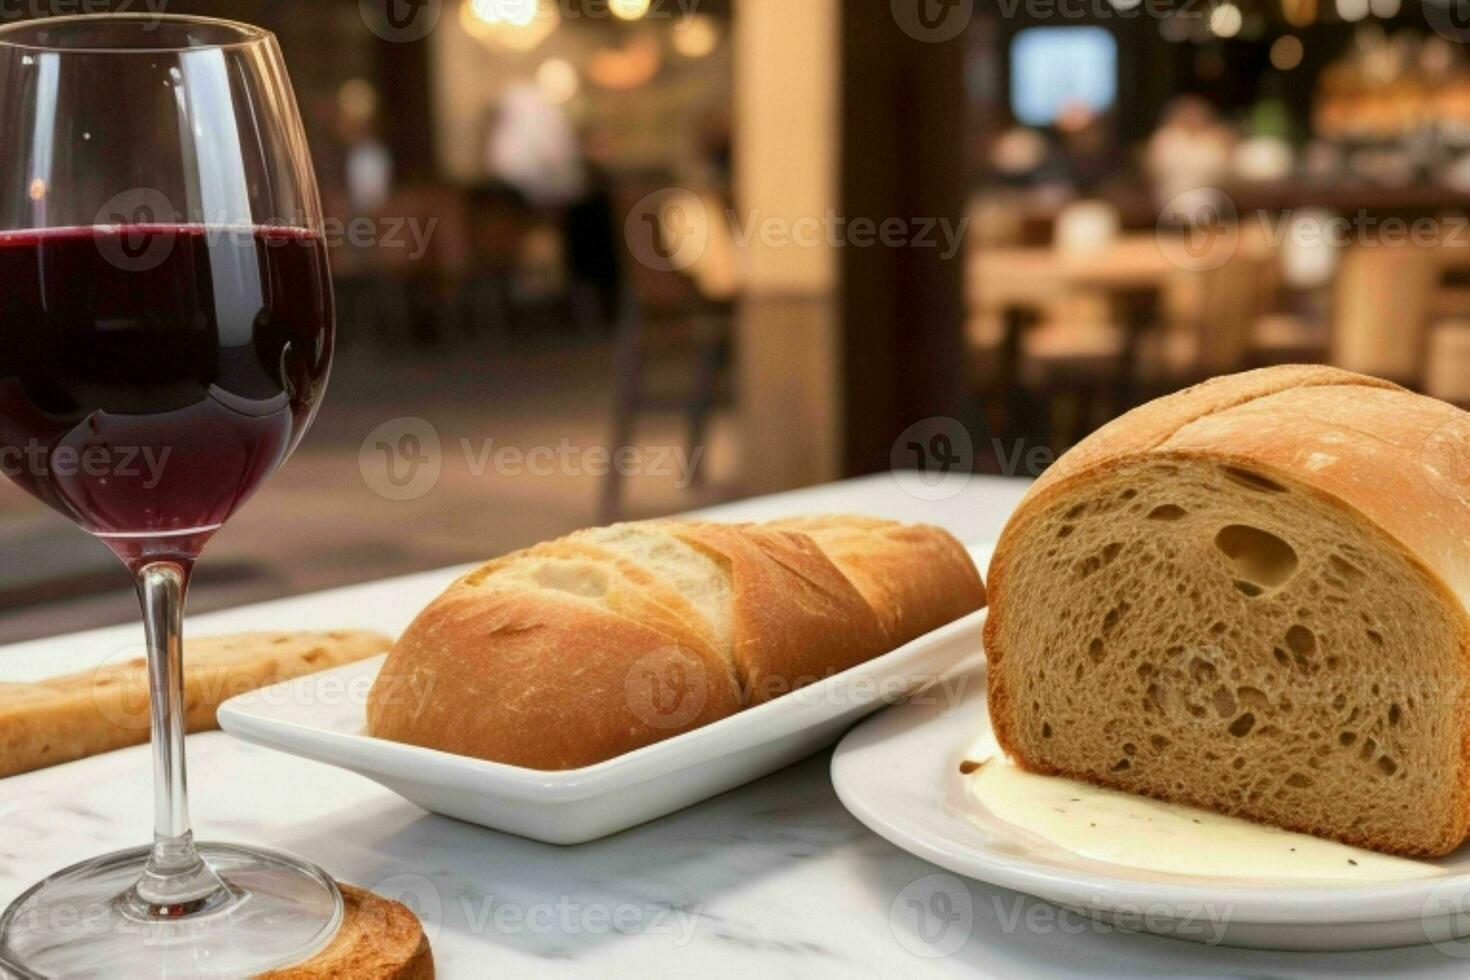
[0,13,275,55]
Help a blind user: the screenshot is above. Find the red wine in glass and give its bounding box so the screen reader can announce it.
[0,225,332,564]
[0,15,345,977]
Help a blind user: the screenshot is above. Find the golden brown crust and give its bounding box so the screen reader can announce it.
[368,517,987,769]
[770,516,987,647]
[365,586,742,770]
[259,884,433,979]
[673,522,888,704]
[0,631,392,778]
[985,365,1470,856]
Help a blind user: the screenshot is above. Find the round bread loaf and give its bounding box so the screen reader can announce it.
[986,365,1470,856]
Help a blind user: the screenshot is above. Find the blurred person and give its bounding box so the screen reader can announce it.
[335,79,393,215]
[485,84,588,208]
[1145,95,1236,203]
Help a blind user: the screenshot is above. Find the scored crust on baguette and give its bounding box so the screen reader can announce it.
[986,366,1470,856]
[367,516,986,770]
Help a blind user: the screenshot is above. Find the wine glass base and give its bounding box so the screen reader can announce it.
[0,842,342,979]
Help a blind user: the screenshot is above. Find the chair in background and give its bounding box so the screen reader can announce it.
[1426,320,1470,407]
[1008,200,1131,452]
[1330,244,1440,385]
[1249,209,1338,366]
[599,181,737,522]
[334,186,471,347]
[460,185,534,344]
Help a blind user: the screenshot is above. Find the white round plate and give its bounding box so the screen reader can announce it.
[830,661,1470,952]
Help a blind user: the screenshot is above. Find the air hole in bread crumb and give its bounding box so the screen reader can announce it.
[1122,742,1137,756]
[1389,703,1402,726]
[1235,581,1264,598]
[1222,467,1289,493]
[1041,722,1053,739]
[1121,488,1139,500]
[1366,629,1385,648]
[1237,687,1269,711]
[1285,625,1316,656]
[1057,525,1074,539]
[1232,757,1245,769]
[1286,773,1312,788]
[1228,713,1256,737]
[1216,525,1299,593]
[1066,503,1088,520]
[1145,684,1163,713]
[1088,638,1106,663]
[1378,756,1398,776]
[1150,734,1170,750]
[1339,731,1356,746]
[1147,504,1187,521]
[1190,657,1217,684]
[1212,686,1236,717]
[1111,759,1131,772]
[1359,738,1377,761]
[1273,647,1291,668]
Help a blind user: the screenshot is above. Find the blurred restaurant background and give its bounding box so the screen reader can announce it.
[2,0,1469,640]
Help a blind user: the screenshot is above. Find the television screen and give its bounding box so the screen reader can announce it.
[1010,26,1119,127]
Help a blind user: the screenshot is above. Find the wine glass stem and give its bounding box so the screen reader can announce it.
[127,559,228,915]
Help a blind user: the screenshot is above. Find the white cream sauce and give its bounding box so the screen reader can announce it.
[960,746,1442,884]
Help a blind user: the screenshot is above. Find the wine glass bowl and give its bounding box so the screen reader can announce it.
[0,15,340,977]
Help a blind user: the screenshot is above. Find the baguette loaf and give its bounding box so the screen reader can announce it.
[0,630,393,778]
[366,516,985,769]
[985,365,1470,856]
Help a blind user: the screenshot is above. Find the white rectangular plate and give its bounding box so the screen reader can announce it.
[217,545,991,844]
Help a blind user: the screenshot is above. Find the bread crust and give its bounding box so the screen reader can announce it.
[259,883,433,979]
[368,517,985,769]
[673,522,888,703]
[365,585,742,770]
[985,365,1470,855]
[0,630,392,778]
[769,516,988,647]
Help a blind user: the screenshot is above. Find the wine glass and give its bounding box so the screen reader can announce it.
[0,15,340,977]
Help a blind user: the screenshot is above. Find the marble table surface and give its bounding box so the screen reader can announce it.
[2,473,1465,978]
